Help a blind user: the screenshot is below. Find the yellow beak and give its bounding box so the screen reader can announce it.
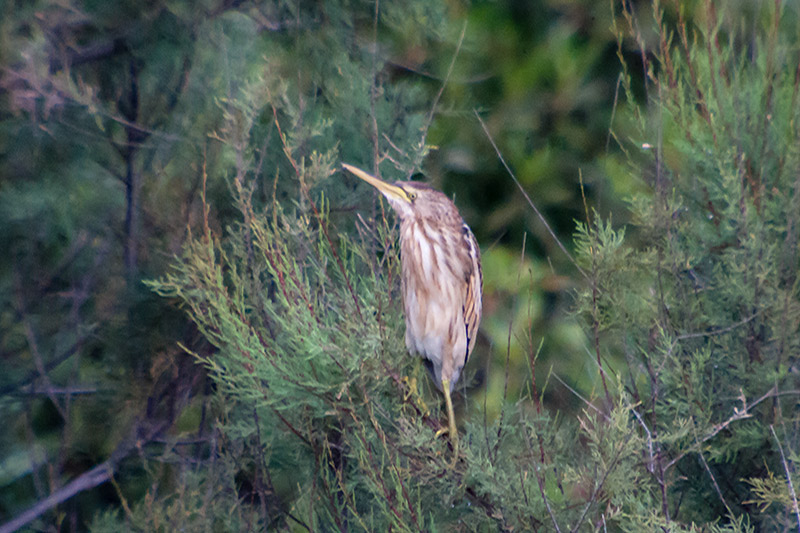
[342,163,409,203]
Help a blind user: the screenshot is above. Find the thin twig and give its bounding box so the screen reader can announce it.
[370,0,381,172]
[578,170,613,408]
[0,335,91,397]
[15,386,98,396]
[521,423,560,532]
[605,73,623,153]
[408,20,468,178]
[269,105,364,321]
[630,407,655,474]
[13,273,67,421]
[770,425,800,533]
[535,467,561,533]
[695,447,731,515]
[493,234,527,460]
[665,386,776,470]
[570,427,632,533]
[550,372,609,421]
[676,312,759,340]
[474,109,588,280]
[483,336,493,462]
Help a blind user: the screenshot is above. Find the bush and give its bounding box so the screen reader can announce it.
[141,1,800,530]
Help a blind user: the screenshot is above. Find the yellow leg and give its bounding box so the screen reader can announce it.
[441,379,459,462]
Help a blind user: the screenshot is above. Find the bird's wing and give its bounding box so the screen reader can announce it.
[462,224,483,362]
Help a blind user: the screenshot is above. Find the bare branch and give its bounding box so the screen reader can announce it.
[0,461,113,533]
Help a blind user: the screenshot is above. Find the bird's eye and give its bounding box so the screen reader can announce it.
[408,191,417,201]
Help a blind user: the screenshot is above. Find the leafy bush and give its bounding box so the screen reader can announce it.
[134,1,800,531]
[138,2,800,530]
[4,0,800,531]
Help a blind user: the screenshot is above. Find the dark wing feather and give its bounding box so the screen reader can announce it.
[461,224,482,362]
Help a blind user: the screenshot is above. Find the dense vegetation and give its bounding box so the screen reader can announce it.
[1,0,799,530]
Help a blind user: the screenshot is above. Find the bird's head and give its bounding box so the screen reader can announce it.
[342,163,448,221]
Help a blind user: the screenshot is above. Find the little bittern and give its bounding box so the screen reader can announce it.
[342,163,482,456]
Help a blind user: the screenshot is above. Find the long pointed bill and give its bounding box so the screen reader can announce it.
[342,163,409,203]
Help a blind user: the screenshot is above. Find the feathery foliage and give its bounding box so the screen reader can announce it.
[3,0,800,531]
[137,1,800,530]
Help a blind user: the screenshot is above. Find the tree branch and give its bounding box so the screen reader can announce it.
[0,462,113,533]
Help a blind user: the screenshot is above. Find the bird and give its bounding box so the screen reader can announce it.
[342,163,482,456]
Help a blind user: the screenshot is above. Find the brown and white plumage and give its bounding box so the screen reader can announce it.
[399,195,482,393]
[342,163,482,452]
